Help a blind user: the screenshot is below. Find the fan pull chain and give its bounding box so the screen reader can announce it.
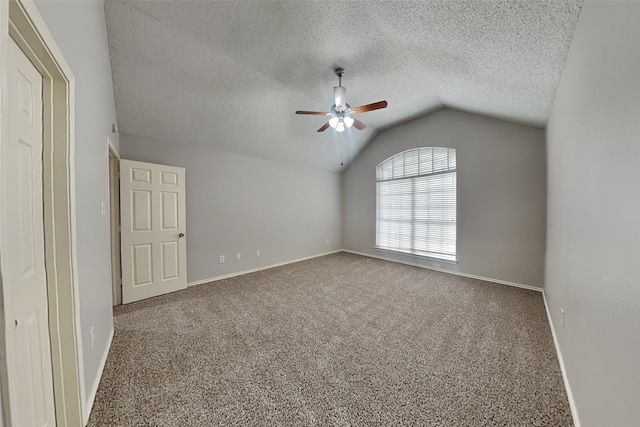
[341,142,344,167]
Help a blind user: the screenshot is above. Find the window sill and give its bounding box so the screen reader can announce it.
[374,247,459,265]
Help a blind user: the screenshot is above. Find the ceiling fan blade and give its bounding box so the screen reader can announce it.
[350,100,388,114]
[296,110,331,115]
[352,118,367,130]
[317,122,331,132]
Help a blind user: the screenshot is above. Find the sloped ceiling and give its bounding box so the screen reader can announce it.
[104,0,583,171]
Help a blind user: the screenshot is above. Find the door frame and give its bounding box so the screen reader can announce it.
[0,0,85,425]
[107,138,122,306]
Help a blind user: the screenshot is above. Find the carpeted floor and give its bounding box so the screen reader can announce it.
[88,252,573,426]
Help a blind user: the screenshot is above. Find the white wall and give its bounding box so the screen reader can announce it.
[120,133,343,283]
[545,1,640,426]
[343,108,547,288]
[33,0,118,406]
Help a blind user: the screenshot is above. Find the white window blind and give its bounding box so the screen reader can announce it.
[376,147,457,261]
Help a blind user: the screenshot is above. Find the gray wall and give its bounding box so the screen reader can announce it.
[343,108,546,288]
[120,133,343,283]
[33,0,118,405]
[545,1,640,426]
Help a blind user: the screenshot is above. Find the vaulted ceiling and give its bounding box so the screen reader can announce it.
[104,0,583,171]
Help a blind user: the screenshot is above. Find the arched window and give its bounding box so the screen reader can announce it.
[376,147,457,261]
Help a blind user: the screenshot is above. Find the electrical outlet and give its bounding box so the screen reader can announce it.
[90,327,95,351]
[219,255,225,264]
[256,250,261,257]
[100,201,107,216]
[433,262,441,269]
[561,308,565,328]
[325,238,330,245]
[236,253,241,260]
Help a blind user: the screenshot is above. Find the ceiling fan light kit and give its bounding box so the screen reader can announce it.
[295,67,388,133]
[329,115,354,132]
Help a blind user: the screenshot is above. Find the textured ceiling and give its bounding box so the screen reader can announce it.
[104,0,583,171]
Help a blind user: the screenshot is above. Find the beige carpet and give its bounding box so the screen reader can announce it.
[88,252,573,426]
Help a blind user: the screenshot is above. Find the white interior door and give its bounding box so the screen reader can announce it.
[2,37,56,427]
[120,160,187,303]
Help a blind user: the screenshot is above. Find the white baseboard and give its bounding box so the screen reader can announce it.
[188,250,343,287]
[341,249,542,292]
[84,328,114,425]
[542,291,581,427]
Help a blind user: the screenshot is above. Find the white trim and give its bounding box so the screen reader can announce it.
[0,3,12,423]
[542,291,581,427]
[107,134,119,158]
[188,250,342,287]
[66,71,85,427]
[106,137,121,306]
[84,328,113,424]
[1,1,85,425]
[342,249,542,292]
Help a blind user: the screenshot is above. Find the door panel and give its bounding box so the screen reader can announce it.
[161,191,178,230]
[131,167,151,183]
[161,241,179,280]
[17,140,36,275]
[161,171,178,185]
[120,160,187,303]
[20,309,47,426]
[132,244,153,286]
[4,38,56,426]
[132,190,152,231]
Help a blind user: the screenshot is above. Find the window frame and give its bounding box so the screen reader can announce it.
[375,147,458,263]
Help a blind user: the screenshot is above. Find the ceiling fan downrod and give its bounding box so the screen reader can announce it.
[335,67,344,87]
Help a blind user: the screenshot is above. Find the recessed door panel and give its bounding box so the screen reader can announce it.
[131,190,152,231]
[17,139,36,277]
[132,244,153,286]
[162,241,179,280]
[161,191,178,230]
[17,69,33,123]
[161,171,178,185]
[18,309,48,427]
[131,168,151,183]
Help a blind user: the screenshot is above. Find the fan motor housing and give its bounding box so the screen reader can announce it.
[334,86,347,112]
[331,103,351,115]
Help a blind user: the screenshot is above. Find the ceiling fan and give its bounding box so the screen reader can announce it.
[296,68,388,133]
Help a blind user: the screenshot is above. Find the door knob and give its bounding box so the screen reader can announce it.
[178,233,185,238]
